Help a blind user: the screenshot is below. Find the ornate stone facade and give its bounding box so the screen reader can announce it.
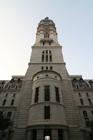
[0,17,93,140]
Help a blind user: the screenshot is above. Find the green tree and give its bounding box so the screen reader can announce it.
[0,111,13,132]
[88,120,93,133]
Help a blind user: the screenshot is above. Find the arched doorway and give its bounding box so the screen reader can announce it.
[44,129,51,140]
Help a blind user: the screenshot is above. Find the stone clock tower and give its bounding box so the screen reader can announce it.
[12,17,84,140]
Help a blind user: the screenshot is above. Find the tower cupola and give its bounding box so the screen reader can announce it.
[35,17,60,46]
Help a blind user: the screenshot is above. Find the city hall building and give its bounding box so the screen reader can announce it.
[0,17,93,140]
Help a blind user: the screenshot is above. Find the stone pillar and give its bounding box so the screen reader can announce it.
[37,130,43,140]
[51,130,58,140]
[63,130,68,140]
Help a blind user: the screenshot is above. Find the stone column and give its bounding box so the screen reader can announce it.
[63,130,68,140]
[51,130,58,140]
[37,130,43,140]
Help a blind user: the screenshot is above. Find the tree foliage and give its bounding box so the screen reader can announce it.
[88,120,93,132]
[0,111,13,132]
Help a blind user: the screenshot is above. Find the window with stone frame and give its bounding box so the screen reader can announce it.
[55,87,60,102]
[42,50,52,62]
[7,112,12,118]
[45,86,50,101]
[44,106,50,119]
[11,99,14,106]
[80,99,84,105]
[2,99,6,106]
[83,111,89,126]
[35,87,39,103]
[88,99,92,105]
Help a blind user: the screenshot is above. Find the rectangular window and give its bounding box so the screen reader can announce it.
[88,99,92,105]
[41,66,44,70]
[78,93,81,96]
[46,55,48,62]
[13,93,16,98]
[2,99,6,106]
[32,129,37,140]
[11,99,14,106]
[86,93,89,97]
[91,111,93,116]
[55,87,60,102]
[42,55,44,62]
[45,86,50,101]
[80,99,84,105]
[35,87,39,103]
[5,93,8,97]
[44,106,50,119]
[7,112,12,118]
[50,66,52,70]
[50,55,52,62]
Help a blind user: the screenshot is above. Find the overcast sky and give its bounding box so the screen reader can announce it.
[0,0,93,80]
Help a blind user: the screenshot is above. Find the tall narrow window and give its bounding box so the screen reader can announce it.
[45,86,50,101]
[50,55,52,62]
[46,55,48,62]
[91,111,93,116]
[41,66,44,70]
[86,93,89,97]
[5,93,8,97]
[88,99,92,105]
[78,93,81,97]
[35,87,39,103]
[7,112,12,118]
[32,129,37,140]
[42,55,44,62]
[50,66,52,70]
[55,87,60,102]
[46,66,48,70]
[80,99,84,105]
[83,111,89,126]
[44,106,50,119]
[11,99,14,106]
[2,99,6,106]
[13,93,16,98]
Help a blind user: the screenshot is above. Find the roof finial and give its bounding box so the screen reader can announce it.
[45,17,49,20]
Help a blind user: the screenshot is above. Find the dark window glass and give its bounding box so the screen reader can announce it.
[83,111,89,126]
[44,106,50,119]
[46,55,48,62]
[46,50,48,53]
[35,87,39,103]
[49,50,51,54]
[32,129,37,140]
[86,93,89,97]
[8,86,10,89]
[50,55,52,62]
[55,87,60,102]
[88,99,92,105]
[7,112,12,118]
[2,99,6,106]
[13,93,16,98]
[78,93,81,96]
[58,129,63,140]
[42,55,44,62]
[5,93,8,97]
[50,66,52,70]
[46,66,48,70]
[15,86,18,89]
[91,111,93,116]
[45,86,50,101]
[80,99,84,105]
[11,99,14,106]
[41,66,44,70]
